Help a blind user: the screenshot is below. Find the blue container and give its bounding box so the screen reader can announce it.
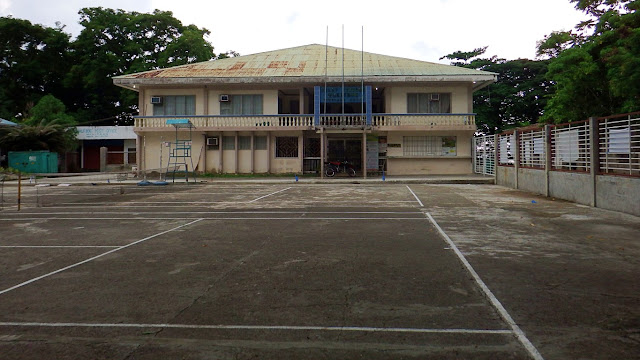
[8,151,59,173]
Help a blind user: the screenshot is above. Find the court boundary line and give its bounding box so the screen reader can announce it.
[2,210,423,216]
[0,246,119,248]
[406,185,424,207]
[0,217,426,221]
[425,213,544,360]
[0,321,513,335]
[0,218,204,297]
[247,187,292,203]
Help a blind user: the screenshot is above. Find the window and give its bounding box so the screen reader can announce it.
[407,93,451,113]
[222,136,235,150]
[153,95,195,116]
[254,136,267,150]
[403,136,457,156]
[238,136,252,150]
[275,137,298,158]
[220,95,263,115]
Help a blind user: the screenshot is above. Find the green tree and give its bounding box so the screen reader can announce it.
[65,7,216,125]
[441,48,552,134]
[25,94,76,127]
[0,17,71,120]
[540,0,640,122]
[0,120,77,153]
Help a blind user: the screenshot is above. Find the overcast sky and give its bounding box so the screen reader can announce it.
[1,0,587,64]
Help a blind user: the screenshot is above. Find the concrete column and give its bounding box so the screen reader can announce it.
[299,88,305,114]
[544,125,551,197]
[320,129,325,178]
[589,117,599,207]
[234,132,239,174]
[99,146,108,172]
[267,134,272,174]
[203,86,209,115]
[202,134,207,174]
[513,130,519,189]
[135,135,142,175]
[219,133,224,173]
[299,134,304,174]
[362,131,367,179]
[250,132,255,174]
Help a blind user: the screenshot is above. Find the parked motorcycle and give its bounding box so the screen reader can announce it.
[324,160,356,177]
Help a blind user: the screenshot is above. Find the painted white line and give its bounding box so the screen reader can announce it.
[0,218,203,296]
[0,246,119,248]
[0,321,513,335]
[406,185,424,207]
[425,213,544,360]
[0,217,426,221]
[2,211,422,216]
[247,187,292,203]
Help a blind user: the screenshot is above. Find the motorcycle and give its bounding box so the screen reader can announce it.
[324,160,356,177]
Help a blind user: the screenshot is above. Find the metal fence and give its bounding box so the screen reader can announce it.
[492,112,640,178]
[473,135,495,175]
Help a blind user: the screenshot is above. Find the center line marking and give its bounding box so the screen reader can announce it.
[406,185,424,207]
[0,322,513,335]
[425,213,544,360]
[0,218,204,296]
[247,187,292,203]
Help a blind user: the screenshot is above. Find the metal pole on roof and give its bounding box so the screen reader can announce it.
[361,25,364,116]
[342,24,345,115]
[324,26,327,116]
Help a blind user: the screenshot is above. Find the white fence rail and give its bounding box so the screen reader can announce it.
[473,135,495,176]
[598,115,640,176]
[551,121,591,172]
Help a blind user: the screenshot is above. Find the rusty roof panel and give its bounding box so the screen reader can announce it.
[115,44,496,81]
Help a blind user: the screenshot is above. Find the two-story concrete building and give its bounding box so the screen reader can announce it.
[113,44,496,176]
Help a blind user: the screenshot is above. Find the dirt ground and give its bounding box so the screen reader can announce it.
[0,183,638,359]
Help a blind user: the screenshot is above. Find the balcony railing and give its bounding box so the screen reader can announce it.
[134,114,476,130]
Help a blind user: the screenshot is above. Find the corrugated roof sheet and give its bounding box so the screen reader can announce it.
[114,44,495,80]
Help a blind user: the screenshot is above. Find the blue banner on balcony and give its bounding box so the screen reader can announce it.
[319,86,365,103]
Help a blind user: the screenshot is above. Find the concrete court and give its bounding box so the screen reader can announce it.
[0,183,638,359]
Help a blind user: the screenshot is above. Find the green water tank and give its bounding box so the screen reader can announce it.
[8,151,59,173]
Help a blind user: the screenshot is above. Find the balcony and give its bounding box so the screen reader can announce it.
[134,114,476,131]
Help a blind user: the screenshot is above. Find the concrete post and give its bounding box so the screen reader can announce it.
[589,117,599,207]
[267,134,271,174]
[99,146,108,172]
[234,132,238,174]
[513,130,519,189]
[320,130,325,178]
[219,133,224,173]
[544,125,552,197]
[250,132,255,174]
[362,131,367,179]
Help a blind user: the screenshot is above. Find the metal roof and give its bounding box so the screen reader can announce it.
[113,44,496,90]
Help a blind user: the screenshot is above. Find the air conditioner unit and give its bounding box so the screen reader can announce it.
[206,137,219,146]
[219,94,230,102]
[151,96,163,104]
[430,94,440,101]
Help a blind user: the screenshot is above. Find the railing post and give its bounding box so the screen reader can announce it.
[545,124,551,197]
[589,117,599,207]
[514,130,519,189]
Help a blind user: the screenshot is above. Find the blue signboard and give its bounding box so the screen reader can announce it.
[319,86,365,103]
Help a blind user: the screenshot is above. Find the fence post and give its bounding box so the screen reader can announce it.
[514,130,519,189]
[99,146,108,172]
[545,124,551,197]
[589,117,599,207]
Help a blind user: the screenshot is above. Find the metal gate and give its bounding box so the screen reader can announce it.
[473,135,496,176]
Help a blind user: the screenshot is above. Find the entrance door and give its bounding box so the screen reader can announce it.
[327,139,362,171]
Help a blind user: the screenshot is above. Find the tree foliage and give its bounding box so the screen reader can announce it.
[540,0,640,122]
[442,48,552,134]
[65,7,216,125]
[0,17,71,121]
[0,120,78,153]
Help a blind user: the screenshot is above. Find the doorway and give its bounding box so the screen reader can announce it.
[327,138,362,172]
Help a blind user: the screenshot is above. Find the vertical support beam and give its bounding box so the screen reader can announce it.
[314,86,321,126]
[99,146,108,172]
[362,131,367,179]
[250,132,255,174]
[203,86,209,115]
[219,133,224,174]
[589,117,599,207]
[365,86,372,126]
[135,135,142,175]
[544,125,551,197]
[267,133,272,174]
[234,132,239,174]
[513,130,519,190]
[299,88,305,115]
[320,129,325,179]
[202,134,207,174]
[299,134,304,174]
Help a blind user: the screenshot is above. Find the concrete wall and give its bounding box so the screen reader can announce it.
[496,166,516,189]
[517,168,546,196]
[388,157,472,175]
[549,171,592,206]
[596,176,640,216]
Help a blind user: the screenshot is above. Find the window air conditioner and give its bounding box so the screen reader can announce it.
[151,96,163,104]
[430,94,440,101]
[206,137,219,146]
[219,94,230,102]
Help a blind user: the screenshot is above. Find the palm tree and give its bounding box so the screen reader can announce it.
[0,119,77,154]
